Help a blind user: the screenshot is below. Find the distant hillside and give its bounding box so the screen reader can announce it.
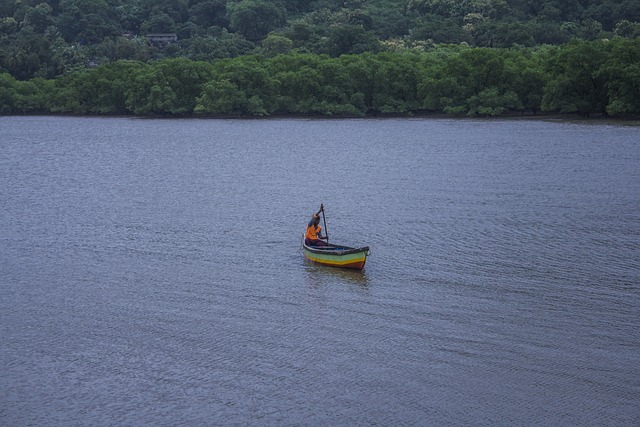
[1,0,639,79]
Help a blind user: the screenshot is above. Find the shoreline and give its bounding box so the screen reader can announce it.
[3,111,640,125]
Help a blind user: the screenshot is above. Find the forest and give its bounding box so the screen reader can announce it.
[1,0,639,117]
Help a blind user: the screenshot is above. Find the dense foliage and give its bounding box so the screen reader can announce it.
[1,0,640,81]
[2,38,639,117]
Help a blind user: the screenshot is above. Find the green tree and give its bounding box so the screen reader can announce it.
[218,56,280,113]
[23,3,55,33]
[92,61,145,113]
[411,15,469,44]
[115,2,144,33]
[140,0,188,24]
[188,0,228,28]
[195,56,280,116]
[12,77,54,113]
[50,74,82,113]
[325,24,380,56]
[542,40,609,115]
[195,79,252,115]
[317,57,359,110]
[351,52,423,114]
[368,7,411,39]
[0,17,19,35]
[124,58,213,114]
[492,21,535,47]
[531,20,571,45]
[601,37,640,115]
[2,27,61,79]
[186,30,254,61]
[277,67,322,112]
[227,0,287,42]
[508,50,546,114]
[57,0,120,44]
[408,0,460,17]
[260,33,293,56]
[269,53,324,113]
[614,20,640,38]
[141,13,177,34]
[0,73,17,113]
[467,87,520,115]
[125,71,177,114]
[339,54,374,112]
[418,47,526,115]
[50,37,90,75]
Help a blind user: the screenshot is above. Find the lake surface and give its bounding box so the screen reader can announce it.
[1,116,639,426]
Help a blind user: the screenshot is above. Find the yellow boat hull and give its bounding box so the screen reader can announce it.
[303,239,369,270]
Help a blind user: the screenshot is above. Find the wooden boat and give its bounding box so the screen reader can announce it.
[302,238,370,270]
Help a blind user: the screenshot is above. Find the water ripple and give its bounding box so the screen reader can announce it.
[1,117,639,426]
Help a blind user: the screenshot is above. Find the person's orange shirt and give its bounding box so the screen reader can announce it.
[305,224,322,240]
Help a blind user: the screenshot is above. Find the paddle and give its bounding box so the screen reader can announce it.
[320,203,329,243]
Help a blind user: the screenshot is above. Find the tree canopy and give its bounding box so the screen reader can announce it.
[1,0,640,80]
[0,1,638,117]
[1,38,638,117]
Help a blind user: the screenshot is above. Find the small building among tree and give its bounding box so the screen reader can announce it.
[146,33,178,48]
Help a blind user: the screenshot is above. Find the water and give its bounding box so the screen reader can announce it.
[1,116,639,425]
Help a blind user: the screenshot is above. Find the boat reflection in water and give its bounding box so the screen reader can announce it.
[303,258,370,288]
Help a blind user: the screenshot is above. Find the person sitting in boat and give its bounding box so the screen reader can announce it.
[305,206,328,246]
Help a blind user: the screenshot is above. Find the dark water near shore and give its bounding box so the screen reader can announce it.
[1,116,639,425]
